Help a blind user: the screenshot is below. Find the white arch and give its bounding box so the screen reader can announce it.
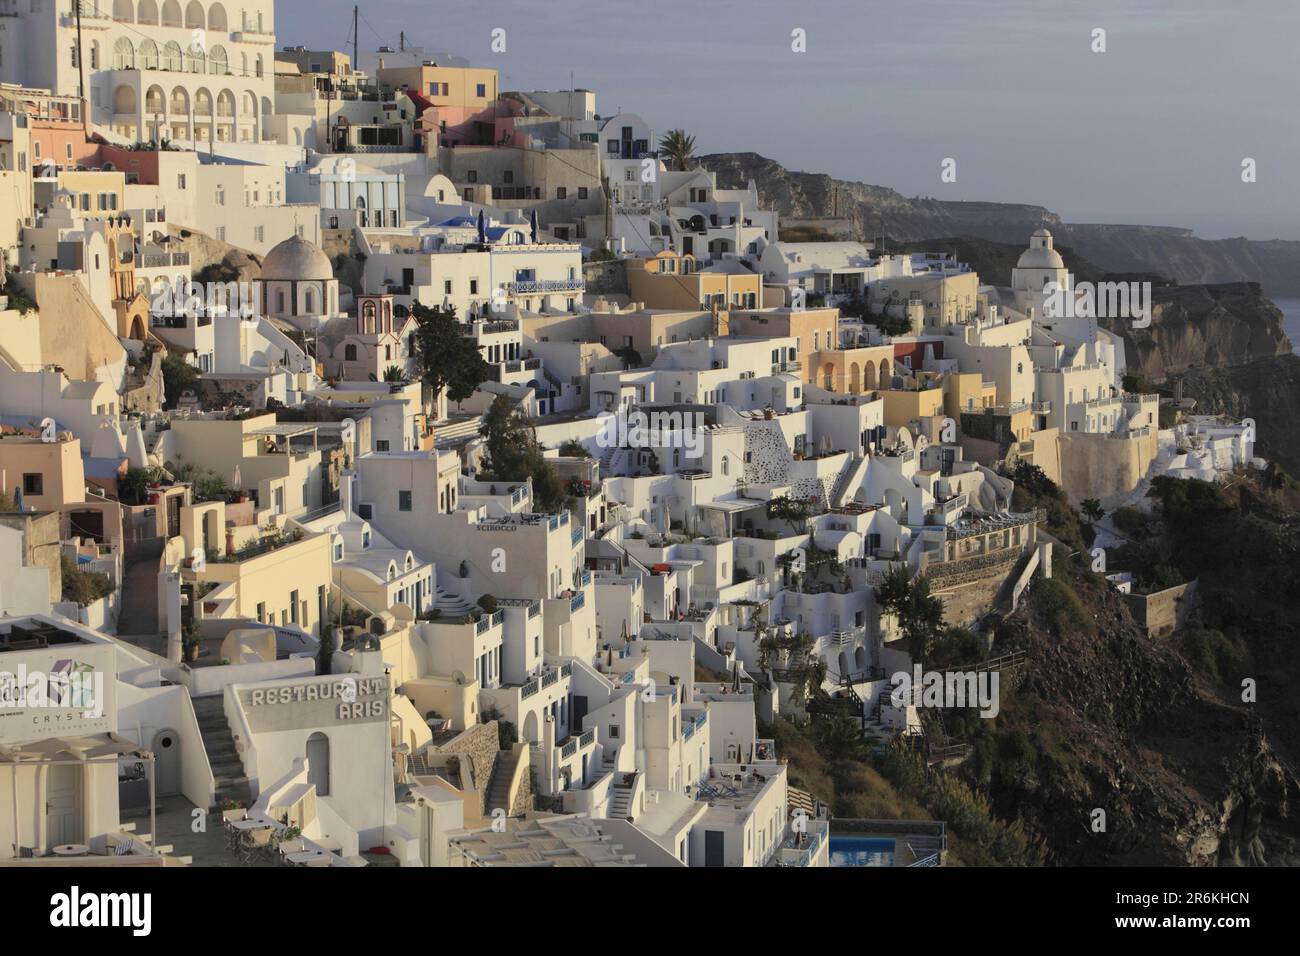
[113,0,134,20]
[160,0,181,27]
[138,39,159,70]
[184,0,204,29]
[137,0,158,23]
[207,1,227,30]
[112,36,135,70]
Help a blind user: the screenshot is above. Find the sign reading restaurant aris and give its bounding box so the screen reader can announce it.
[237,676,389,733]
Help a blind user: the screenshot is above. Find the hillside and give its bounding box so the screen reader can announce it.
[701,152,1300,296]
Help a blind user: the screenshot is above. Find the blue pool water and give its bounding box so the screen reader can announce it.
[829,836,895,867]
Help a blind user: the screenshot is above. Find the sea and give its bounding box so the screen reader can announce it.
[1276,298,1300,354]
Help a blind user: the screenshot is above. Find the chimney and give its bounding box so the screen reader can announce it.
[340,468,354,516]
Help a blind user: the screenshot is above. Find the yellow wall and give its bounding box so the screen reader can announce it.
[882,388,946,428]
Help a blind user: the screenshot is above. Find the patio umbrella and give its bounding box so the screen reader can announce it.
[529,209,538,243]
[476,209,486,244]
[231,465,242,493]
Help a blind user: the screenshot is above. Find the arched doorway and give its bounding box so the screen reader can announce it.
[152,728,181,795]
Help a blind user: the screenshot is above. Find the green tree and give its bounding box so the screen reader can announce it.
[658,129,696,171]
[479,395,567,513]
[160,352,199,409]
[410,301,490,406]
[382,364,406,383]
[1080,498,1104,523]
[766,494,814,533]
[875,566,945,659]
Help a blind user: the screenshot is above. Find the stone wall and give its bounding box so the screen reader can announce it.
[1124,580,1198,637]
[429,720,500,817]
[584,259,628,297]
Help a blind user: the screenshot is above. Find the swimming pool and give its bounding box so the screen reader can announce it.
[828,835,896,867]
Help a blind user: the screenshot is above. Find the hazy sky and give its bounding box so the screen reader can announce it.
[276,0,1300,240]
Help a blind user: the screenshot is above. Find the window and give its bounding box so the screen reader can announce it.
[469,279,478,294]
[467,170,478,183]
[256,602,266,623]
[475,83,486,97]
[609,724,620,739]
[177,173,186,189]
[399,490,412,511]
[254,226,264,243]
[215,226,225,240]
[22,473,42,495]
[376,440,390,452]
[577,187,588,200]
[444,279,452,294]
[556,186,567,199]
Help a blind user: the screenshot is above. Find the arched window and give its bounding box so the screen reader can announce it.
[344,344,357,361]
[304,288,317,313]
[208,44,228,75]
[207,1,227,30]
[306,733,330,796]
[113,36,135,70]
[184,0,204,29]
[162,41,183,72]
[137,0,158,23]
[160,0,181,28]
[113,0,134,21]
[138,39,159,70]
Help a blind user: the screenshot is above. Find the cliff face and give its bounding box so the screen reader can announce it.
[1103,283,1294,383]
[992,560,1300,865]
[702,152,1300,295]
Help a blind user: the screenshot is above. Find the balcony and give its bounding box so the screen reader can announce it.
[505,278,585,296]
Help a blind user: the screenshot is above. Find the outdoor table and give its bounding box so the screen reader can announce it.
[52,844,89,857]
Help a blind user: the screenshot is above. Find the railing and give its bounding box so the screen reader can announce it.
[475,609,503,633]
[505,278,585,295]
[569,590,585,612]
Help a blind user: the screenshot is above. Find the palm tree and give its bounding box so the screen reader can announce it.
[382,365,405,383]
[659,129,696,171]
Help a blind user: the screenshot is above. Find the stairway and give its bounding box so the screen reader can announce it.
[608,772,637,820]
[192,695,253,810]
[486,750,520,815]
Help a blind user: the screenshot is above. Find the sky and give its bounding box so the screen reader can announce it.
[274,0,1300,241]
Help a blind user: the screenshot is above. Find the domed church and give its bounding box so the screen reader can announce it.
[259,235,340,331]
[1010,228,1070,315]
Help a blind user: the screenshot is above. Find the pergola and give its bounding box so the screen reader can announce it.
[0,733,156,860]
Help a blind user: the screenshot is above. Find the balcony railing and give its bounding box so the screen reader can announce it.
[505,278,585,295]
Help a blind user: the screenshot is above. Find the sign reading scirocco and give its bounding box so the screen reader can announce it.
[238,676,389,733]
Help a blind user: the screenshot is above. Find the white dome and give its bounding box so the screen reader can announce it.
[261,235,333,282]
[1016,228,1064,270]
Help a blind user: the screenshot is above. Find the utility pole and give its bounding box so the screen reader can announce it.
[75,0,87,135]
[353,5,359,71]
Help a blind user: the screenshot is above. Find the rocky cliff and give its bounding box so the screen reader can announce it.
[702,152,1300,295]
[1102,283,1294,383]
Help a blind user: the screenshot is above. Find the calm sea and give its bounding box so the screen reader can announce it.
[1276,298,1300,354]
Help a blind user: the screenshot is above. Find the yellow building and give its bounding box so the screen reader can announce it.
[180,499,333,636]
[377,64,499,111]
[727,307,840,388]
[882,387,946,429]
[943,371,997,418]
[626,252,762,312]
[809,344,894,394]
[0,432,85,513]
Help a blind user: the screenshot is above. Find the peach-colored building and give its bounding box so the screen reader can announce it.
[626,251,763,312]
